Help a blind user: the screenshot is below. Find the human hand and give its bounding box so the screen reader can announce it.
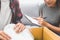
[0,31,11,40]
[14,23,25,33]
[35,17,47,26]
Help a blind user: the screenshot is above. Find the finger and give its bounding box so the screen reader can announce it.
[17,25,22,33]
[14,23,23,29]
[16,24,25,33]
[14,23,25,33]
[0,31,11,40]
[2,32,11,39]
[0,35,7,40]
[18,25,25,33]
[33,17,40,20]
[36,17,42,20]
[33,17,37,20]
[14,23,20,30]
[14,25,21,33]
[15,24,25,33]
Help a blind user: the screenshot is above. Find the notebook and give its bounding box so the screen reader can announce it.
[24,14,40,26]
[4,24,34,40]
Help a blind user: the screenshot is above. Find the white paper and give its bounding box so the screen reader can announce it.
[24,14,40,26]
[4,24,34,40]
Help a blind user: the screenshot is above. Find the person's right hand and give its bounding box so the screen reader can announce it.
[0,30,11,40]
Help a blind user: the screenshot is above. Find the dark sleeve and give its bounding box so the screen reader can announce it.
[10,0,23,24]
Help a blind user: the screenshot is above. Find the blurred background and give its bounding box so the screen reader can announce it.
[19,0,44,5]
[19,0,44,25]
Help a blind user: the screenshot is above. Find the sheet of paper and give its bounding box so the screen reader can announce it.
[24,14,40,26]
[4,24,34,40]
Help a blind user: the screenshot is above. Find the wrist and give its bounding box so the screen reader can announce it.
[43,21,50,27]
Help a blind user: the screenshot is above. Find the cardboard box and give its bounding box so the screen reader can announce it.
[30,27,60,40]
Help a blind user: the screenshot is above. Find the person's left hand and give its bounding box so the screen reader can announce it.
[14,23,25,33]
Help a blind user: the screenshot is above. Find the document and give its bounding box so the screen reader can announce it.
[24,14,40,26]
[4,24,34,40]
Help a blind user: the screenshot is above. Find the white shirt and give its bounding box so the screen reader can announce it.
[0,0,12,30]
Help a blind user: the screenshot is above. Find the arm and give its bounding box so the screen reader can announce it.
[43,21,60,33]
[36,17,60,33]
[38,4,60,33]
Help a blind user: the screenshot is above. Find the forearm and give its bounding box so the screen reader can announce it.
[45,22,60,33]
[36,17,60,33]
